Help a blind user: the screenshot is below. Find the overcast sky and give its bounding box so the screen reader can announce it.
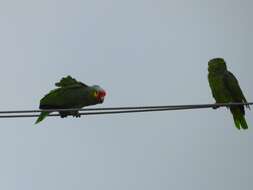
[0,0,253,189]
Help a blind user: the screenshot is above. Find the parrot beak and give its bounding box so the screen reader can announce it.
[97,90,106,103]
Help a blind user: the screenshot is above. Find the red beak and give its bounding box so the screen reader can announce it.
[98,90,106,103]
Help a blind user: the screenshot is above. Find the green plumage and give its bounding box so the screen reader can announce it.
[35,111,50,124]
[55,75,88,88]
[208,58,249,130]
[35,76,106,124]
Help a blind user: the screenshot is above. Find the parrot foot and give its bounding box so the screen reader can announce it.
[72,111,81,118]
[59,111,69,118]
[212,104,220,109]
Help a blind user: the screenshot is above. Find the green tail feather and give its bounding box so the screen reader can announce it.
[231,109,248,130]
[239,115,248,130]
[35,111,50,124]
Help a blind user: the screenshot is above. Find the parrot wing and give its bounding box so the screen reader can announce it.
[208,73,219,102]
[55,75,88,88]
[35,85,89,124]
[223,71,249,109]
[39,85,88,109]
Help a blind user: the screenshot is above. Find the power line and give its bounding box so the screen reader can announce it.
[0,102,251,118]
[0,102,251,114]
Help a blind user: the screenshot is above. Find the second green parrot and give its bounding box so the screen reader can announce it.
[208,58,250,129]
[35,76,106,124]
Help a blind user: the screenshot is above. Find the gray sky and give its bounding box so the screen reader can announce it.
[0,0,253,189]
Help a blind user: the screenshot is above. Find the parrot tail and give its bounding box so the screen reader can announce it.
[35,111,50,124]
[231,107,248,130]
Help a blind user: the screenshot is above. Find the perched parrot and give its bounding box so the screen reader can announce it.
[208,58,250,129]
[35,76,106,124]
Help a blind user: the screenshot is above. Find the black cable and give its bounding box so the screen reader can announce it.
[0,102,251,118]
[0,102,251,114]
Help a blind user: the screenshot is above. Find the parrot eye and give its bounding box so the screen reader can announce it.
[93,91,98,97]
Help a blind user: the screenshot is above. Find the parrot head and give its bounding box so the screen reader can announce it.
[208,58,227,73]
[90,85,106,103]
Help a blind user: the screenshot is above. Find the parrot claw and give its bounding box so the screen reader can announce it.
[72,111,81,118]
[212,104,220,109]
[59,111,69,118]
[59,112,68,118]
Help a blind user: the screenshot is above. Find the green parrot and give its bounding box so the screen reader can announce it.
[208,58,250,129]
[35,76,106,124]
